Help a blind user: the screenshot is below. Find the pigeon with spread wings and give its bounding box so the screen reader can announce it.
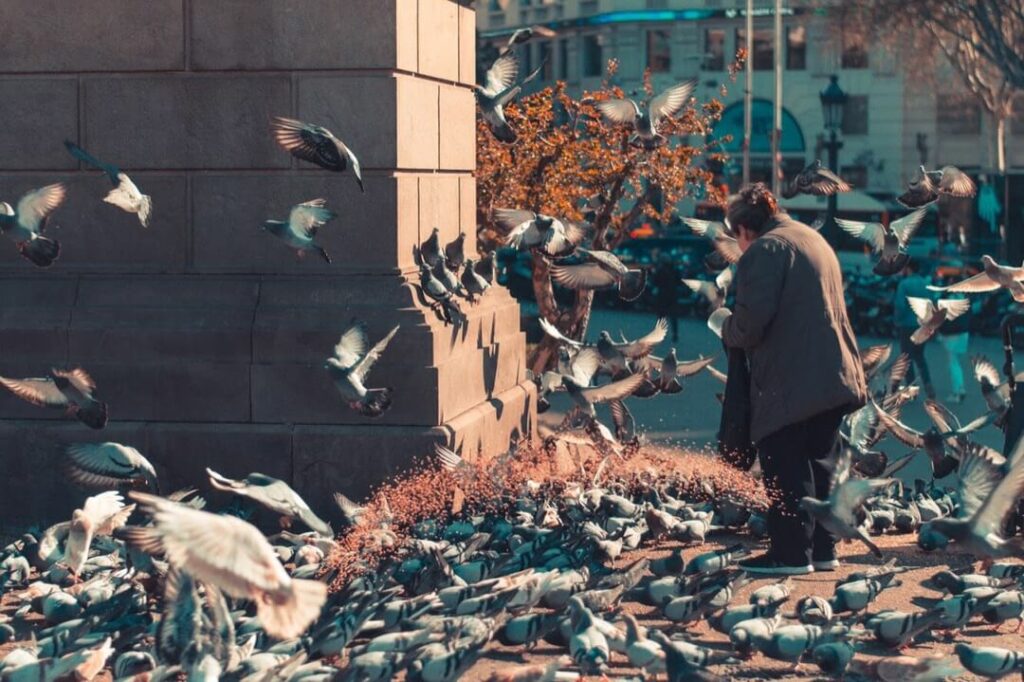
[782,160,852,199]
[929,255,1024,302]
[682,217,742,265]
[836,208,927,277]
[0,367,108,429]
[495,208,589,258]
[550,248,647,302]
[261,199,337,263]
[271,117,364,192]
[898,165,976,208]
[595,80,697,148]
[682,267,733,311]
[326,321,400,418]
[64,141,152,227]
[0,183,65,268]
[906,297,971,345]
[65,442,158,492]
[206,468,333,537]
[475,52,544,143]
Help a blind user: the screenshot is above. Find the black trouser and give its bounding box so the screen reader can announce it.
[757,407,846,565]
[896,328,931,390]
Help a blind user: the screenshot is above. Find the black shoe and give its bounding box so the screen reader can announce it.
[737,553,813,576]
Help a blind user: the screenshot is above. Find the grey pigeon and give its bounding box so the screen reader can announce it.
[419,263,465,326]
[899,165,976,208]
[325,320,400,418]
[682,217,742,264]
[954,643,1024,678]
[929,254,1024,302]
[0,368,108,429]
[64,141,151,227]
[836,207,927,277]
[475,52,543,143]
[782,160,851,198]
[65,442,158,492]
[444,232,466,271]
[460,259,491,302]
[261,199,337,263]
[206,468,333,537]
[271,117,364,192]
[495,209,589,258]
[550,248,647,301]
[501,25,557,55]
[419,227,443,268]
[563,372,645,418]
[0,183,65,267]
[595,80,697,148]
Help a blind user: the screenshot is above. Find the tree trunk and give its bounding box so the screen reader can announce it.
[996,113,1007,174]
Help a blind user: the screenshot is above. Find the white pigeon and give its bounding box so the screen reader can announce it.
[326,321,400,418]
[595,80,696,148]
[836,208,927,261]
[495,208,589,258]
[128,492,327,640]
[63,491,135,576]
[682,268,733,310]
[906,297,971,344]
[683,217,742,264]
[475,52,544,143]
[65,141,152,227]
[929,254,1024,302]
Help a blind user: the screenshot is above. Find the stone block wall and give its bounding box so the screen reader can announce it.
[0,0,536,528]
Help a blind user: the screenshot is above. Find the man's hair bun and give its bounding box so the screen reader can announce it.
[729,182,779,234]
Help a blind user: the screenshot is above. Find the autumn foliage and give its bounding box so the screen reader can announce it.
[476,60,734,372]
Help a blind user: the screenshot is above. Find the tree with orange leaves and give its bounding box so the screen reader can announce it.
[477,60,735,373]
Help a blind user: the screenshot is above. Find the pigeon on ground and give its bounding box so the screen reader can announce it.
[906,297,971,344]
[550,248,647,301]
[836,207,927,276]
[953,643,1024,678]
[595,80,697,148]
[682,268,733,311]
[929,255,1024,302]
[682,217,742,264]
[126,492,327,640]
[0,368,108,429]
[419,263,465,326]
[782,160,852,198]
[206,469,333,537]
[261,199,337,263]
[326,321,400,418]
[271,117,364,192]
[0,183,65,267]
[899,165,976,207]
[812,641,854,677]
[64,141,152,227]
[63,491,134,576]
[475,52,544,143]
[798,446,894,557]
[65,443,158,492]
[495,209,589,258]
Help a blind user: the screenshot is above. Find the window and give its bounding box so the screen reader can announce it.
[938,94,982,135]
[841,34,868,69]
[736,28,773,70]
[786,26,806,70]
[703,29,724,71]
[647,29,672,73]
[841,165,868,189]
[842,95,869,135]
[582,34,603,77]
[580,0,598,15]
[539,41,553,81]
[558,38,569,80]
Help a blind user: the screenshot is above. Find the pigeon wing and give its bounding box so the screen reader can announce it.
[835,218,885,252]
[681,279,717,303]
[595,99,640,125]
[906,297,937,325]
[937,298,971,320]
[618,318,669,358]
[288,199,336,239]
[550,263,617,290]
[648,79,696,127]
[0,376,67,407]
[938,166,977,198]
[676,356,715,378]
[956,444,1003,520]
[872,403,925,448]
[682,217,724,239]
[804,166,851,195]
[333,321,369,368]
[51,368,97,395]
[16,183,66,233]
[538,317,583,350]
[64,141,120,185]
[483,53,519,96]
[352,325,399,383]
[67,442,152,481]
[928,272,1000,294]
[890,208,928,247]
[712,236,743,264]
[494,208,536,233]
[271,117,344,169]
[577,372,646,404]
[570,348,602,386]
[970,442,1024,538]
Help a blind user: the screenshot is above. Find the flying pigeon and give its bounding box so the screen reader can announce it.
[899,165,976,208]
[261,199,337,263]
[271,117,364,192]
[836,207,927,276]
[782,160,852,198]
[682,217,742,264]
[419,263,465,326]
[127,492,328,640]
[475,52,544,143]
[501,25,557,56]
[325,320,400,418]
[928,254,1024,302]
[65,442,158,492]
[495,208,589,258]
[563,371,645,418]
[906,296,971,344]
[64,141,152,227]
[206,468,332,537]
[682,268,733,311]
[550,248,647,302]
[0,368,108,429]
[63,491,135,576]
[0,183,65,268]
[595,80,697,148]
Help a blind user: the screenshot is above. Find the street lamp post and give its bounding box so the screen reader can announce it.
[819,75,846,239]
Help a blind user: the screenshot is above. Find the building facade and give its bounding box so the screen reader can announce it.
[479,0,1024,206]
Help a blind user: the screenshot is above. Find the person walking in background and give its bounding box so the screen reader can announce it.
[652,252,680,342]
[713,183,867,575]
[893,258,936,399]
[937,278,971,404]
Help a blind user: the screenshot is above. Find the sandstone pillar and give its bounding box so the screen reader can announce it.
[0,0,536,527]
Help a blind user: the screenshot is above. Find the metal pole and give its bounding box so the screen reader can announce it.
[827,129,839,235]
[771,0,783,196]
[742,0,753,187]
